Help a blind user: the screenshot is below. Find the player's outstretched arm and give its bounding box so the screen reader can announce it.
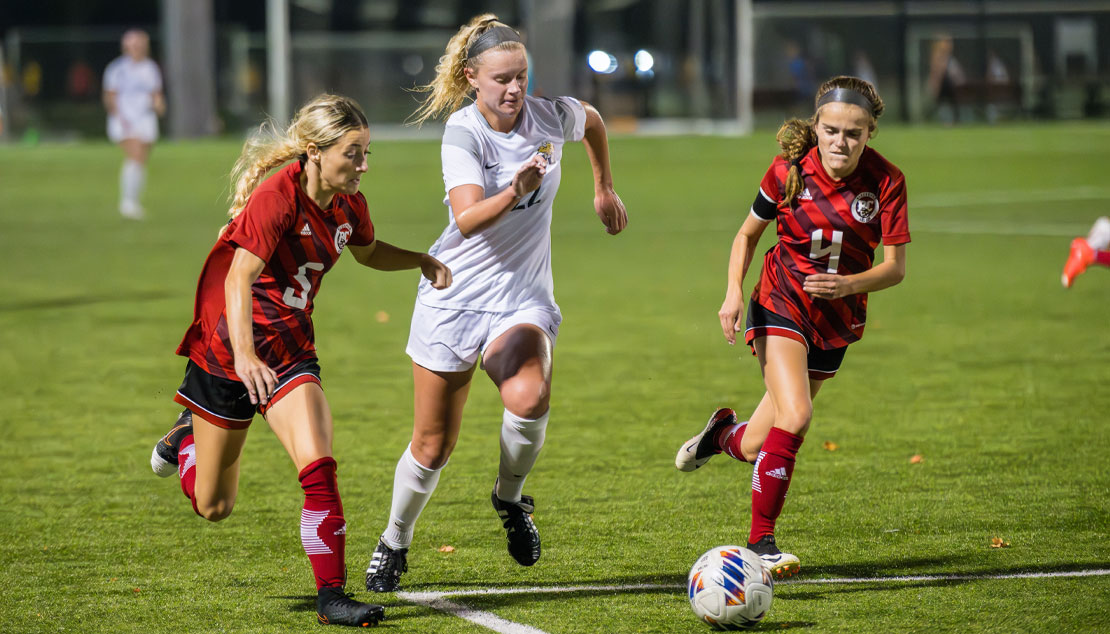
[803,243,906,300]
[350,241,452,289]
[579,100,627,235]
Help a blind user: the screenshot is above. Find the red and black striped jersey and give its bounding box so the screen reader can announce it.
[177,161,375,380]
[749,145,910,349]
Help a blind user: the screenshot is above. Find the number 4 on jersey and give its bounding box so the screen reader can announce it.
[809,229,843,273]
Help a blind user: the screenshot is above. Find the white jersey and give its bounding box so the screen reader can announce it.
[103,56,162,122]
[417,95,586,312]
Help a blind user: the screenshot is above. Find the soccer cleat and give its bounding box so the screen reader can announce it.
[675,408,738,472]
[365,539,407,593]
[316,586,384,627]
[1062,237,1094,288]
[150,409,193,477]
[491,490,541,566]
[747,535,800,580]
[120,200,145,220]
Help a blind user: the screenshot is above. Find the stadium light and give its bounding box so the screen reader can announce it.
[634,49,654,72]
[588,50,618,74]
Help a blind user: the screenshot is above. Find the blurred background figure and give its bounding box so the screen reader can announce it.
[102,28,164,220]
[927,35,966,125]
[853,49,877,89]
[784,40,816,115]
[985,48,1014,123]
[1062,216,1110,288]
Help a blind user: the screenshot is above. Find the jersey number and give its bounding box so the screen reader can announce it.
[282,262,324,309]
[809,229,844,273]
[511,187,542,211]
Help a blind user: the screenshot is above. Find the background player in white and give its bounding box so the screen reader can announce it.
[102,28,164,219]
[365,13,628,592]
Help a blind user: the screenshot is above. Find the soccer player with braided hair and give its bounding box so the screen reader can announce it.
[675,76,910,579]
[364,13,627,593]
[148,94,451,627]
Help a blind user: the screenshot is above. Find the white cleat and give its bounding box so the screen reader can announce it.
[675,408,737,472]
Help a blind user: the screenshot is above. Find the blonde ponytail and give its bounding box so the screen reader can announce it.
[408,14,523,125]
[224,121,302,231]
[222,94,368,233]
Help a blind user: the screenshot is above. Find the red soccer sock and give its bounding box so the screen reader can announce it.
[716,422,754,464]
[749,427,804,544]
[177,434,201,516]
[299,457,347,590]
[1095,250,1110,267]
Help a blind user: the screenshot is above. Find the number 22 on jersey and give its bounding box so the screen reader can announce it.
[810,229,843,273]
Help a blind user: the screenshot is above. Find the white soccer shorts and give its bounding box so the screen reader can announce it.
[108,113,159,143]
[406,302,562,372]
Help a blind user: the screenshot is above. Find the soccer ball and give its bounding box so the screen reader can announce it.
[687,545,773,630]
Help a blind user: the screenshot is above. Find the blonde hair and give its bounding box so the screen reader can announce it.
[408,14,525,125]
[223,94,367,232]
[777,75,885,203]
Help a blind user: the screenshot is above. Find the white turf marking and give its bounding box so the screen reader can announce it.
[399,569,1110,633]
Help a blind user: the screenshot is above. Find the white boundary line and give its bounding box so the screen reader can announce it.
[398,569,1110,633]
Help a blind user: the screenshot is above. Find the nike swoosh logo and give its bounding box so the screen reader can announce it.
[684,444,695,453]
[484,162,500,169]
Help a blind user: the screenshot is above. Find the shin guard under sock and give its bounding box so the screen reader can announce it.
[749,427,804,543]
[299,457,346,590]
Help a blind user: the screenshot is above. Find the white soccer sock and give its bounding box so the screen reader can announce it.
[381,444,442,550]
[1088,216,1110,250]
[120,160,145,210]
[495,409,549,503]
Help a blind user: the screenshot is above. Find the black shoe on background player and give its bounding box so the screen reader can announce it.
[365,539,408,593]
[316,586,384,627]
[491,489,541,566]
[150,409,193,477]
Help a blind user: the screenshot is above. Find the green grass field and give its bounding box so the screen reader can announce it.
[1,123,1108,633]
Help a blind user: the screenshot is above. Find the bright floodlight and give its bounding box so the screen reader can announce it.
[588,50,618,74]
[634,50,654,72]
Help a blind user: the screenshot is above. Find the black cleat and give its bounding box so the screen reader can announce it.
[747,534,800,580]
[491,490,541,566]
[150,409,193,477]
[675,407,738,472]
[316,586,384,627]
[365,539,407,593]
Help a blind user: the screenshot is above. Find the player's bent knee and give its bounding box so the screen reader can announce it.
[500,380,549,419]
[774,405,812,436]
[411,436,455,469]
[196,498,236,522]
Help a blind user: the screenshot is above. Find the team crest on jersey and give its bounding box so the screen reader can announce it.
[851,192,879,223]
[334,223,353,253]
[536,141,554,163]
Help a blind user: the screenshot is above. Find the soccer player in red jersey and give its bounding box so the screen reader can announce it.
[1061,216,1110,287]
[675,76,910,580]
[148,94,451,627]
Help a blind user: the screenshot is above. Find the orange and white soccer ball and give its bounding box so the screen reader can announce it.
[687,546,773,629]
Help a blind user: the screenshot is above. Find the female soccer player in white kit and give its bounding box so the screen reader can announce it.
[102,28,165,219]
[365,14,628,592]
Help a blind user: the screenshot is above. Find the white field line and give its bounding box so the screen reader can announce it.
[913,186,1110,208]
[398,569,1110,633]
[869,186,1109,237]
